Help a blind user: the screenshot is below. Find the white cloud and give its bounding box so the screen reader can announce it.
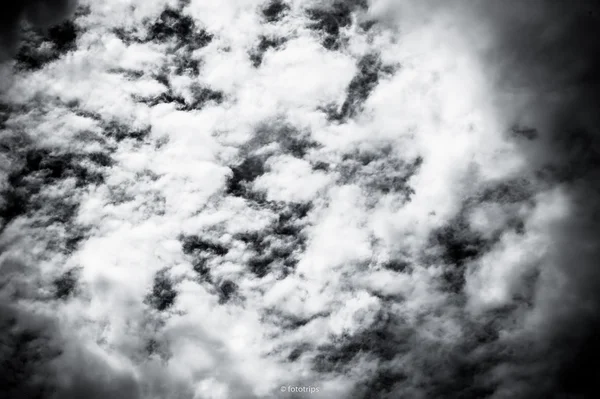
[1,0,595,397]
[254,155,331,202]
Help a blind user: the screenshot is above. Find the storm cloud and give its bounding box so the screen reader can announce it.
[0,0,77,61]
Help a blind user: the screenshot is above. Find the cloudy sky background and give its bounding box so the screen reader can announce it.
[1,1,599,398]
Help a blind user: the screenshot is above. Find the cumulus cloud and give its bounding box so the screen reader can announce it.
[1,0,599,398]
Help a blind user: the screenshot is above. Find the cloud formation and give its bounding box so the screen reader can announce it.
[0,0,78,62]
[1,0,599,398]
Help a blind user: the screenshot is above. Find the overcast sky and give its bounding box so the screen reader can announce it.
[1,1,599,398]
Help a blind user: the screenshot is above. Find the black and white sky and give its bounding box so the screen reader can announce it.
[1,1,599,398]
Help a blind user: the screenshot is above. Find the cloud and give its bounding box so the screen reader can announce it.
[0,0,78,62]
[1,0,599,398]
[469,2,600,396]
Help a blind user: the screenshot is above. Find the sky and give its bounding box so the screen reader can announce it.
[1,1,599,398]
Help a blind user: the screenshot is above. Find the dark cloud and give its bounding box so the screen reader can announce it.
[322,51,398,123]
[145,269,178,312]
[261,0,290,23]
[472,1,600,397]
[135,79,224,110]
[15,19,78,71]
[249,35,286,68]
[0,255,141,399]
[180,234,229,281]
[0,143,111,233]
[305,0,368,50]
[238,202,311,278]
[0,303,63,399]
[327,52,384,121]
[0,0,77,62]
